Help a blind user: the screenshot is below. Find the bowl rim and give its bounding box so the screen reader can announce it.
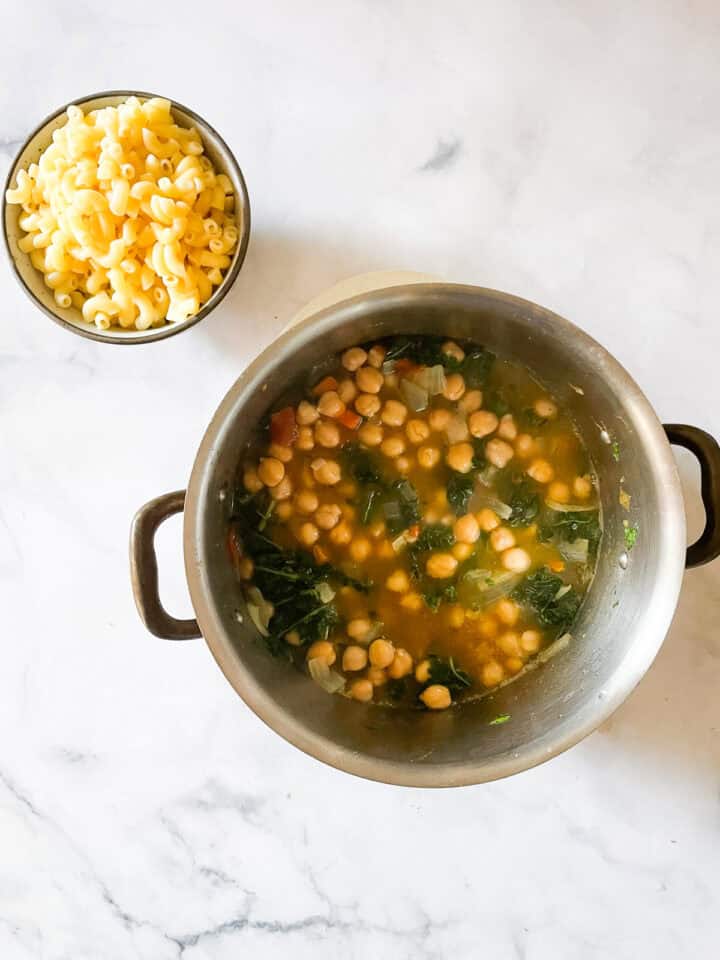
[2,88,251,345]
[183,282,687,787]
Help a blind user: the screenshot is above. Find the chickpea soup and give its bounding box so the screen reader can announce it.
[228,336,601,711]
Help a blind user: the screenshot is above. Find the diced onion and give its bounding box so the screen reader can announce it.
[246,586,274,637]
[554,583,572,601]
[391,533,408,552]
[414,364,446,395]
[545,499,598,513]
[399,378,429,411]
[457,569,521,608]
[556,538,589,564]
[446,414,469,444]
[316,582,335,604]
[470,489,512,520]
[308,658,346,694]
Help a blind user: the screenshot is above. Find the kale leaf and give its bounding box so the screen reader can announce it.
[447,473,475,514]
[513,566,581,629]
[507,481,540,527]
[425,655,471,692]
[461,349,495,388]
[422,583,458,612]
[415,523,456,551]
[343,443,385,486]
[540,509,601,545]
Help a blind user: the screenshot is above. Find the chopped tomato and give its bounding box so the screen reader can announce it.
[270,406,298,446]
[312,376,338,396]
[549,558,565,573]
[313,544,329,564]
[227,528,243,572]
[337,408,362,430]
[394,358,418,376]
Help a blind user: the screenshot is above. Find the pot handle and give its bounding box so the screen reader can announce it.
[129,490,201,639]
[664,424,720,568]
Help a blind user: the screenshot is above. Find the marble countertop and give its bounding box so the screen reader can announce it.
[2,2,720,957]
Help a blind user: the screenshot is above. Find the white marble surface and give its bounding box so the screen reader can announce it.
[2,1,720,957]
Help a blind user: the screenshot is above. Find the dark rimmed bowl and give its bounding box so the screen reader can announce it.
[2,90,251,344]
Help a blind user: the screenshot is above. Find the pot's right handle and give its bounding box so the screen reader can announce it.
[664,424,720,568]
[129,490,201,639]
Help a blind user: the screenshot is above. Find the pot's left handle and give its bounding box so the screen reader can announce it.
[129,490,201,640]
[664,424,720,568]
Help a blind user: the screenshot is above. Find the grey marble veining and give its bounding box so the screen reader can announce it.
[1,1,720,957]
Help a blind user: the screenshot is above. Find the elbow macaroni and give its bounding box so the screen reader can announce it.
[5,97,239,330]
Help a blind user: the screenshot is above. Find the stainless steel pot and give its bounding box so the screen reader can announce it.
[130,284,720,786]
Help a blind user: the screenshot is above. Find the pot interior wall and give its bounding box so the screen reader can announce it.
[188,286,684,784]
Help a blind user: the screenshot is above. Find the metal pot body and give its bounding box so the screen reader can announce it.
[132,284,720,786]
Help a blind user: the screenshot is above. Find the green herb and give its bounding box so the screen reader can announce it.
[513,566,581,629]
[624,522,639,551]
[387,678,411,702]
[425,655,471,692]
[460,348,495,388]
[489,714,511,725]
[471,438,486,469]
[521,408,547,428]
[343,443,384,486]
[540,509,601,546]
[423,583,457,612]
[359,487,379,525]
[415,523,456,551]
[507,481,540,527]
[383,478,421,535]
[611,441,621,462]
[447,473,475,514]
[486,391,510,417]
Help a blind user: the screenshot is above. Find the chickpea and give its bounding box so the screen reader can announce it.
[337,378,358,404]
[367,344,386,368]
[317,390,345,419]
[296,426,315,451]
[485,438,515,469]
[497,631,521,656]
[481,660,505,688]
[355,393,381,418]
[349,678,374,702]
[548,481,571,504]
[384,372,399,390]
[476,508,500,532]
[505,656,524,675]
[342,346,368,371]
[258,457,285,488]
[330,521,352,545]
[443,373,466,401]
[269,443,293,463]
[315,503,341,530]
[358,423,384,447]
[521,629,542,653]
[415,659,432,684]
[369,638,395,669]
[448,605,466,629]
[296,400,319,425]
[429,408,452,432]
[446,442,474,474]
[497,414,517,441]
[376,539,395,559]
[297,521,319,547]
[406,418,431,444]
[468,410,499,438]
[381,435,406,458]
[527,458,555,484]
[366,666,388,686]
[490,527,516,552]
[307,640,336,665]
[426,552,458,579]
[458,389,483,414]
[454,513,480,544]
[433,488,449,508]
[301,464,316,489]
[339,481,357,499]
[237,555,254,580]
[386,569,411,593]
[285,630,302,646]
[343,645,368,671]
[495,598,520,627]
[356,366,384,393]
[388,648,413,680]
[243,465,263,493]
[349,537,372,562]
[311,458,342,485]
[515,433,535,458]
[315,420,341,448]
[347,618,372,641]
[534,397,558,420]
[452,542,473,561]
[395,455,413,474]
[421,684,452,710]
[478,615,499,639]
[381,400,408,427]
[442,340,465,362]
[368,519,386,539]
[270,475,293,500]
[400,592,424,611]
[276,501,293,520]
[417,445,441,469]
[573,475,593,500]
[294,489,319,515]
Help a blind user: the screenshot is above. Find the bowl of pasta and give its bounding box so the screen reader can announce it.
[2,90,251,343]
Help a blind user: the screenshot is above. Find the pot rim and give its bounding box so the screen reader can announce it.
[183,282,686,787]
